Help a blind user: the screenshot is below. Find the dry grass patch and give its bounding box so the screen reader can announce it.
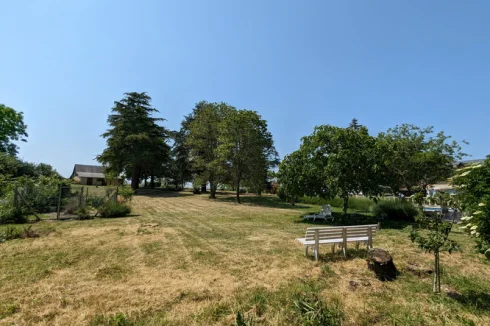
[0,190,489,325]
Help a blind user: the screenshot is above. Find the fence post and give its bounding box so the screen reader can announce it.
[56,184,62,220]
[79,186,84,207]
[86,187,89,205]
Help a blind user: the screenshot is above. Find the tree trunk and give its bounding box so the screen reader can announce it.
[131,167,140,190]
[144,178,147,188]
[433,251,441,293]
[150,174,155,188]
[343,194,349,216]
[209,181,216,199]
[236,179,241,204]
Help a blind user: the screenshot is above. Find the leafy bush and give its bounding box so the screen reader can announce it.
[0,225,39,242]
[118,187,134,202]
[98,201,131,218]
[75,206,92,220]
[372,200,419,221]
[86,194,105,208]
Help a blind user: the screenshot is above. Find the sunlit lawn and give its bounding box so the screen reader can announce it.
[1,190,489,325]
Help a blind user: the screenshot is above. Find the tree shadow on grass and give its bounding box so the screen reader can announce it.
[294,213,414,231]
[449,290,490,313]
[215,195,312,209]
[306,248,369,262]
[135,189,194,198]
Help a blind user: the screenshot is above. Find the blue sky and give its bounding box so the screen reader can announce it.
[1,0,489,177]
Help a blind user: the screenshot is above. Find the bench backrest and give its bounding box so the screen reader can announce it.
[304,224,378,241]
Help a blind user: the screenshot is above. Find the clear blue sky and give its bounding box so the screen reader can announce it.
[1,0,489,177]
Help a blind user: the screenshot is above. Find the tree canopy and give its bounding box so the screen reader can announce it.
[217,109,278,203]
[277,120,466,216]
[0,104,28,156]
[97,92,171,190]
[278,122,381,215]
[377,124,465,192]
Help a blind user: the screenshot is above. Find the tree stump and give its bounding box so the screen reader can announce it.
[367,248,397,281]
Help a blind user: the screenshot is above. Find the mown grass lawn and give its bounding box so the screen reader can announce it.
[1,190,489,325]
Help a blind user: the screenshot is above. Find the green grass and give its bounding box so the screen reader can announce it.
[0,190,489,325]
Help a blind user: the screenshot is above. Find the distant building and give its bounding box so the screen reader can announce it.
[70,164,122,186]
[455,159,485,169]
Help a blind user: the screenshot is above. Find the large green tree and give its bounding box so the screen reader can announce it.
[185,101,232,198]
[0,104,28,156]
[278,122,382,216]
[217,109,278,203]
[97,92,171,190]
[377,124,465,193]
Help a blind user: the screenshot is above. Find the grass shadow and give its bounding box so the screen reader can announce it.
[215,195,312,209]
[310,248,369,262]
[135,189,194,198]
[449,290,490,313]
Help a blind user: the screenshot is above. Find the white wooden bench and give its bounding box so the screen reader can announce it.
[295,224,379,261]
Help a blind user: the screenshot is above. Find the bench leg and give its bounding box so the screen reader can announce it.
[313,245,319,261]
[355,242,360,250]
[342,245,346,257]
[331,243,336,254]
[304,246,308,256]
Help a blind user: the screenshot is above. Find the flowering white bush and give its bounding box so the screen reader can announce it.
[452,159,490,259]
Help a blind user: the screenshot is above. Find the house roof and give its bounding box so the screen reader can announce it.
[455,159,485,167]
[71,164,123,179]
[73,164,105,174]
[76,172,106,179]
[71,164,105,179]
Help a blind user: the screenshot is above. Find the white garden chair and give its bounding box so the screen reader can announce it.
[303,204,332,222]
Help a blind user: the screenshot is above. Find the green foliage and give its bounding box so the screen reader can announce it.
[0,152,61,180]
[75,206,92,220]
[278,121,382,215]
[372,200,419,221]
[0,225,39,242]
[377,124,465,192]
[184,101,278,202]
[118,186,135,202]
[97,92,171,190]
[407,214,459,292]
[185,101,233,198]
[0,104,28,156]
[217,108,278,202]
[452,157,490,258]
[98,201,131,218]
[0,176,64,223]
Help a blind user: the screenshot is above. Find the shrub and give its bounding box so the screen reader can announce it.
[118,187,134,202]
[372,200,419,221]
[75,206,92,220]
[98,201,131,218]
